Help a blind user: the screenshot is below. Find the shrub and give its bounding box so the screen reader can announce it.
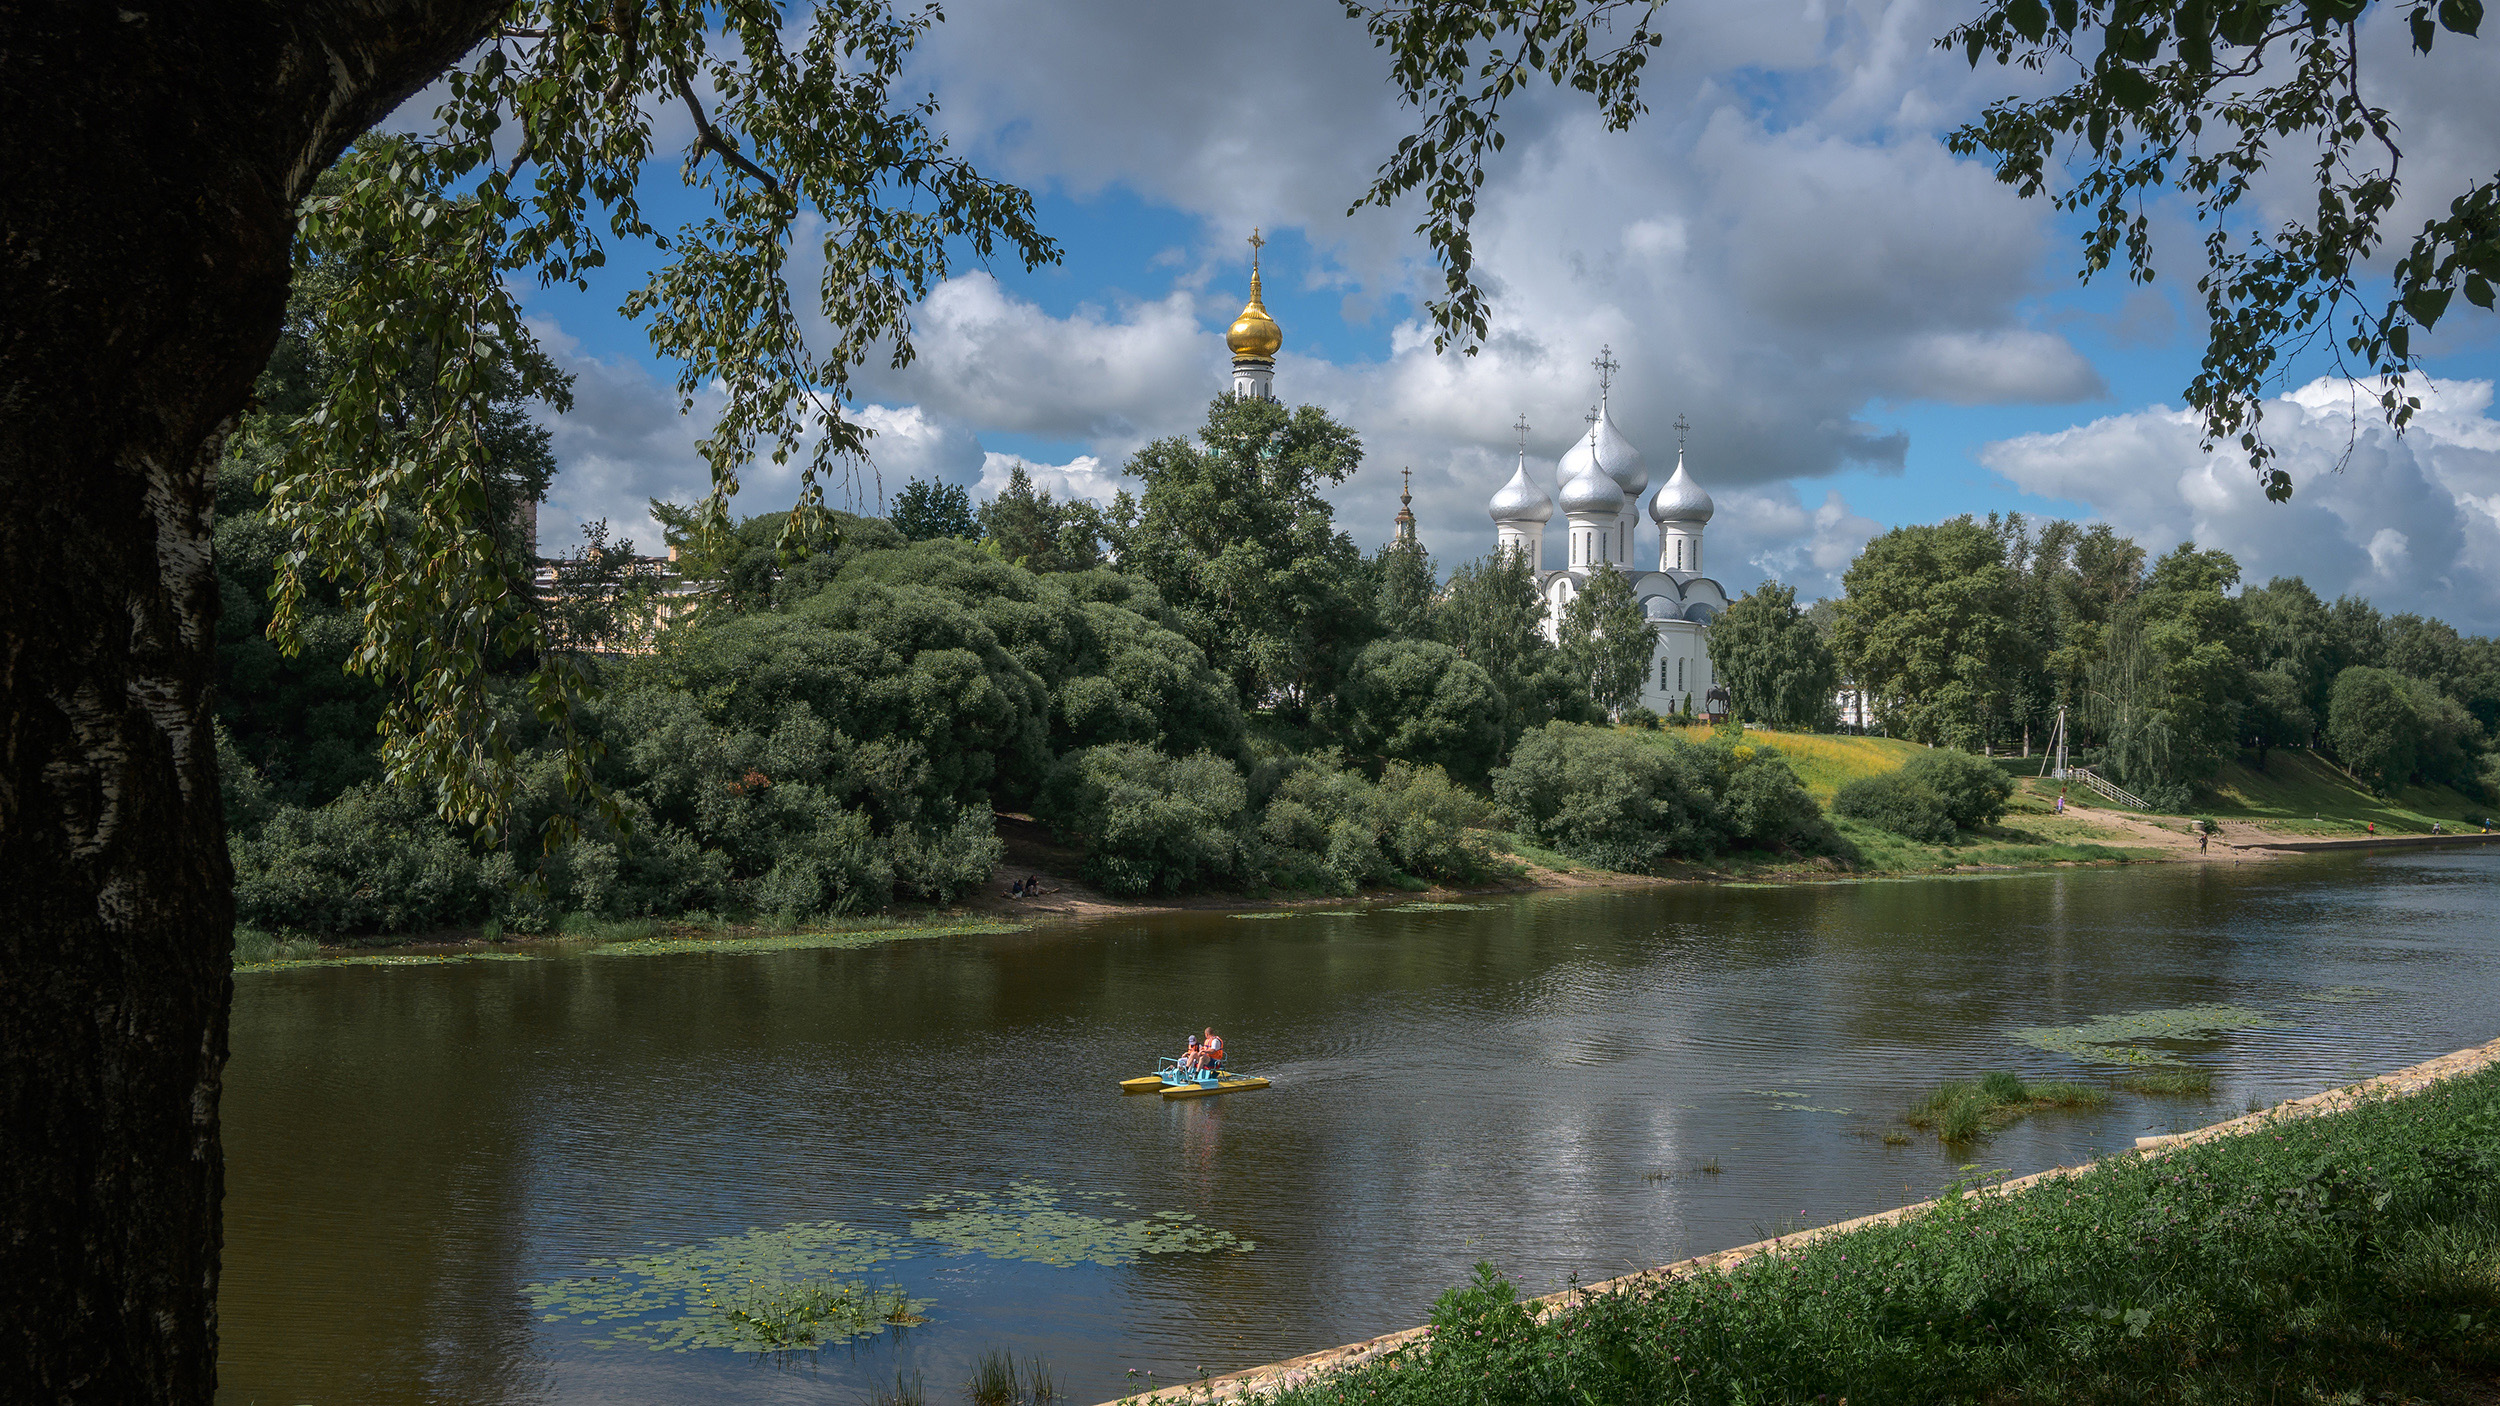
[1332,638,1505,784]
[1696,739,1843,854]
[1371,762,1495,882]
[1899,749,2015,828]
[1492,723,1722,871]
[1831,770,1957,843]
[1041,743,1246,896]
[231,783,488,936]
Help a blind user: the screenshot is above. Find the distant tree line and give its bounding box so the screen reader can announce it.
[1706,514,2500,807]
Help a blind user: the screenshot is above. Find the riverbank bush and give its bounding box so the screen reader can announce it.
[1833,749,2015,842]
[1492,725,1842,871]
[1267,1066,2500,1406]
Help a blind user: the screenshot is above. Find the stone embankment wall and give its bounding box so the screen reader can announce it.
[1103,1033,2500,1406]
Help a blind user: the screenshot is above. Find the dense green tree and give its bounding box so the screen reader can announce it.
[1333,639,1506,784]
[2329,667,2426,794]
[1558,563,1658,719]
[1118,395,1370,710]
[2243,668,2315,769]
[1832,518,2019,748]
[1707,582,1839,729]
[2084,542,2249,799]
[2242,576,2336,741]
[1369,539,1441,642]
[1039,744,1247,897]
[1439,553,1585,742]
[977,462,1107,573]
[890,478,977,542]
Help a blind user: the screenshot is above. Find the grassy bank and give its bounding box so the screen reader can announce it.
[1264,1064,2500,1406]
[231,912,1022,971]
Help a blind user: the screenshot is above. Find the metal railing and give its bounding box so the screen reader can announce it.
[2057,766,2149,811]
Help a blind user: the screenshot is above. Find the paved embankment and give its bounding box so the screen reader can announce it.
[1103,1033,2500,1406]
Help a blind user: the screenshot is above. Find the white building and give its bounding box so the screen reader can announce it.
[1488,355,1729,718]
[1217,252,1726,718]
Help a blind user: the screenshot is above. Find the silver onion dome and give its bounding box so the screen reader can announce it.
[1557,456,1626,516]
[1648,450,1715,524]
[1487,453,1555,524]
[1591,401,1646,498]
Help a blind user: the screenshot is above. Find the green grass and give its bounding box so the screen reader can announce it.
[1677,726,1931,803]
[1264,1065,2500,1406]
[1904,1070,2111,1143]
[2201,747,2491,834]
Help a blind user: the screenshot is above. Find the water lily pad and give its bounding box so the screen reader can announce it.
[2010,1004,2281,1067]
[907,1181,1254,1266]
[522,1220,920,1352]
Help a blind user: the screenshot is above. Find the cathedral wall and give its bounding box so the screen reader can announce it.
[1642,620,1715,717]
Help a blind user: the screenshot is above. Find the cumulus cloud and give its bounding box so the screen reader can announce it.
[1979,377,2500,629]
[1714,486,1888,602]
[978,451,1125,508]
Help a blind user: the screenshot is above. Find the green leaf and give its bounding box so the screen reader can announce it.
[2009,0,2050,42]
[2403,285,2454,328]
[2441,0,2483,32]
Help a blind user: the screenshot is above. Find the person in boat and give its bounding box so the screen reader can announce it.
[1179,1033,1203,1071]
[1200,1027,1224,1071]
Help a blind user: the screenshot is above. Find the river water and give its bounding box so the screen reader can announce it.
[218,849,2500,1405]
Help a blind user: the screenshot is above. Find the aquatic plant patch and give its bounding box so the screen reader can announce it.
[904,1182,1255,1266]
[523,1220,921,1352]
[1377,902,1501,913]
[2008,1003,2280,1066]
[527,1180,1253,1354]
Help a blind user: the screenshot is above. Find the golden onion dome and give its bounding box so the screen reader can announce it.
[1227,269,1283,360]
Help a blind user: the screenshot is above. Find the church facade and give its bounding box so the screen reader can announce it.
[1486,361,1729,719]
[1222,241,1725,719]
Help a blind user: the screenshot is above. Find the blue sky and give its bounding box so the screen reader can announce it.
[503,0,2500,627]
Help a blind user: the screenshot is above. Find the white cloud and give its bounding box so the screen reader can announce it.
[978,451,1124,508]
[1979,377,2500,629]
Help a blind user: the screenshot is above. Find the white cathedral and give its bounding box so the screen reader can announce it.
[1225,236,1727,719]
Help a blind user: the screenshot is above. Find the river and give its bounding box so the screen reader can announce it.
[217,848,2500,1404]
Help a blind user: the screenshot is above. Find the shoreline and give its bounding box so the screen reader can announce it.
[236,820,2500,967]
[1101,1031,2500,1406]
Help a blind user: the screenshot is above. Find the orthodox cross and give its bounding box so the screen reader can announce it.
[1513,412,1530,453]
[1248,227,1265,274]
[1400,466,1412,504]
[1592,345,1620,398]
[1584,404,1601,431]
[1675,413,1691,451]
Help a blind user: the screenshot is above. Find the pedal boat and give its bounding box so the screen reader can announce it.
[1120,1057,1270,1099]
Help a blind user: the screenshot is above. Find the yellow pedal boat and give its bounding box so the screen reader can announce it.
[1120,1059,1270,1098]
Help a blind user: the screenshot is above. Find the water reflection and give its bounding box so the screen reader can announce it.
[220,852,2500,1405]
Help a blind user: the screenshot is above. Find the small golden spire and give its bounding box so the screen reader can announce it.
[1227,228,1282,361]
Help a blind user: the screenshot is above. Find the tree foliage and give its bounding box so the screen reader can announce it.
[1557,563,1658,719]
[890,477,977,542]
[256,2,1057,836]
[1708,581,1839,728]
[1943,0,2497,499]
[1118,395,1370,709]
[1832,518,2020,748]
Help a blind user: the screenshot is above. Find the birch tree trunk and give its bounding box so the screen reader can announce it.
[0,4,503,1397]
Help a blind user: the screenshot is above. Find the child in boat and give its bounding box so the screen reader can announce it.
[1180,1034,1203,1070]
